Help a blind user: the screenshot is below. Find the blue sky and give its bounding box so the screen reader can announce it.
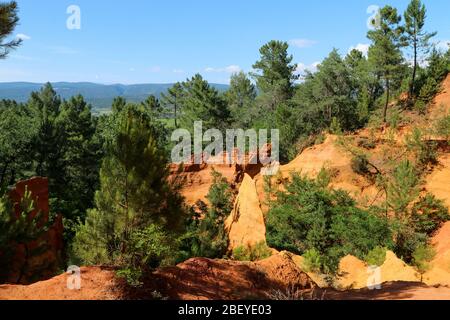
[2,0,450,84]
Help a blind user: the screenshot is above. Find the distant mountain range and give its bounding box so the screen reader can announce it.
[0,82,229,112]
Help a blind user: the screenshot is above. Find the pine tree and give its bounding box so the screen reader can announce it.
[27,84,66,211]
[225,71,257,128]
[161,83,184,128]
[72,104,185,269]
[0,100,37,191]
[404,0,436,106]
[367,6,404,123]
[251,41,298,112]
[179,74,231,132]
[141,94,163,118]
[56,95,101,233]
[0,1,21,59]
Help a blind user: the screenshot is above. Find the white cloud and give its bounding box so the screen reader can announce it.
[172,69,184,74]
[289,38,317,48]
[16,33,31,41]
[295,61,320,75]
[205,65,241,74]
[348,43,370,57]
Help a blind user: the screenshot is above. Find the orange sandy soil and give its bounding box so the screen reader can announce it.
[1,258,450,300]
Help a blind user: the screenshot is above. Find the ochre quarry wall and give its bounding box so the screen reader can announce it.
[1,177,63,285]
[225,174,266,251]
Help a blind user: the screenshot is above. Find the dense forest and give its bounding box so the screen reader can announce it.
[1,0,450,285]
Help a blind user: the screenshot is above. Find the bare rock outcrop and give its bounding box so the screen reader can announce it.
[225,174,266,251]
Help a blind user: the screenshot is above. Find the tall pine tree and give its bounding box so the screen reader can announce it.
[404,0,436,106]
[367,6,404,123]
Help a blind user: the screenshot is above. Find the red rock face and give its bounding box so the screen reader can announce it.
[1,177,64,285]
[9,177,50,221]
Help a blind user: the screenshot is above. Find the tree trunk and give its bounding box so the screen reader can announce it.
[174,101,178,128]
[409,38,418,107]
[383,77,390,124]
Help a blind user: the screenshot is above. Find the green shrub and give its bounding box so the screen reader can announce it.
[232,241,272,262]
[387,107,402,129]
[411,194,450,236]
[329,117,342,135]
[177,169,232,260]
[116,268,143,287]
[386,160,420,215]
[302,249,322,273]
[357,138,376,150]
[0,188,52,283]
[316,167,332,189]
[435,114,450,142]
[351,154,370,176]
[406,128,438,168]
[417,77,438,112]
[412,244,436,281]
[266,173,392,274]
[365,246,387,267]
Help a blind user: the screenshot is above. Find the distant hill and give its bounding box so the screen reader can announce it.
[0,82,229,113]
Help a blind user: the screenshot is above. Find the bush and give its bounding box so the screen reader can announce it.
[0,188,52,283]
[329,117,342,135]
[412,244,436,281]
[365,246,387,267]
[302,249,322,273]
[351,154,370,176]
[386,160,420,215]
[178,170,233,260]
[435,114,450,142]
[411,194,450,236]
[266,173,392,274]
[406,128,438,168]
[232,242,272,262]
[357,138,376,150]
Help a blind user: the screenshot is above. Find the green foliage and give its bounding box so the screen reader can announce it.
[386,160,420,215]
[160,83,184,128]
[302,249,322,273]
[365,246,387,267]
[266,173,391,274]
[0,100,38,192]
[178,74,231,133]
[251,40,298,110]
[0,1,21,59]
[316,167,332,189]
[225,71,257,128]
[116,268,143,287]
[406,128,438,167]
[411,194,450,236]
[435,113,450,141]
[72,105,185,273]
[0,187,51,283]
[232,241,272,262]
[178,170,232,260]
[351,154,371,176]
[403,0,436,104]
[412,244,435,278]
[329,117,342,135]
[367,5,404,123]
